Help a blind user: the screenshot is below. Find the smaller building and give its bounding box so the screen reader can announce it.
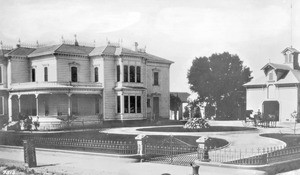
[244,47,300,122]
[170,92,190,120]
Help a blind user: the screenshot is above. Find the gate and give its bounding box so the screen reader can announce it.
[145,136,198,166]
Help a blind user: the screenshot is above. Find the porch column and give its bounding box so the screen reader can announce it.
[67,93,72,116]
[8,94,12,122]
[120,93,124,121]
[18,95,21,114]
[35,94,39,116]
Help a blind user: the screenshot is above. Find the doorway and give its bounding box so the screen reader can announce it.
[153,97,159,120]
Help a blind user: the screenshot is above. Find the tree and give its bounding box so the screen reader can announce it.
[187,52,252,120]
[170,94,182,120]
[291,111,300,134]
[183,106,190,119]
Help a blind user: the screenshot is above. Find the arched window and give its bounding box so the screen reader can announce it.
[94,67,98,82]
[44,67,48,82]
[31,68,36,82]
[71,67,77,82]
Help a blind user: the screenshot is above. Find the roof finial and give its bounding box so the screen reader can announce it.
[74,34,79,46]
[61,35,65,44]
[93,40,96,47]
[0,41,3,48]
[16,38,21,48]
[36,40,39,47]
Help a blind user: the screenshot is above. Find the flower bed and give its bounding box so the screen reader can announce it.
[183,118,210,129]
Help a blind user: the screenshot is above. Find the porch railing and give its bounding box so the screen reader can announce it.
[10,81,103,89]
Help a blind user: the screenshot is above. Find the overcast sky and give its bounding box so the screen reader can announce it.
[0,0,299,94]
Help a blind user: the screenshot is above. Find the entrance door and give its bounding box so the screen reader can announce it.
[153,97,159,120]
[262,101,279,121]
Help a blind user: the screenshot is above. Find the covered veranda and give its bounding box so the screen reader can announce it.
[8,88,103,122]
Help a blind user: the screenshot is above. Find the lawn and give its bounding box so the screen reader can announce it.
[137,126,256,132]
[260,133,300,147]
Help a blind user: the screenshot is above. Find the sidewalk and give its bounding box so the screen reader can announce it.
[0,146,267,175]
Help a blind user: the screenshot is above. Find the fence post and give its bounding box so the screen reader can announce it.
[135,134,148,162]
[23,139,37,168]
[196,136,210,162]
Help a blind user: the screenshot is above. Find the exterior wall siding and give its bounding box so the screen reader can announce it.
[11,58,30,83]
[146,62,170,119]
[103,56,117,120]
[56,55,90,82]
[30,56,57,82]
[277,87,298,122]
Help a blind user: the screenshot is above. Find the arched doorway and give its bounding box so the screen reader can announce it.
[262,101,279,121]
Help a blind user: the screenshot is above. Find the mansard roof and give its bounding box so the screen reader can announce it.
[90,45,174,64]
[28,44,94,57]
[5,47,35,57]
[4,42,173,64]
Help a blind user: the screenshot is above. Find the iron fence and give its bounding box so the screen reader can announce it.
[207,145,300,165]
[32,137,137,154]
[144,136,198,166]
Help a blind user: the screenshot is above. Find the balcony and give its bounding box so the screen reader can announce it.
[10,81,103,91]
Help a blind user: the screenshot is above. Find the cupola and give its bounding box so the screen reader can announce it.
[282,47,300,70]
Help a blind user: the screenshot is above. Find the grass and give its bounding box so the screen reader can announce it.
[260,133,300,147]
[137,126,256,132]
[0,130,228,148]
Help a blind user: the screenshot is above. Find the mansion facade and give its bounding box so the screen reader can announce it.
[244,47,300,122]
[0,40,173,128]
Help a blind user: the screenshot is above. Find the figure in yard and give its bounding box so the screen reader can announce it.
[33,117,40,130]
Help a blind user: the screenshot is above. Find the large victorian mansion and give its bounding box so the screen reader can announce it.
[0,38,173,129]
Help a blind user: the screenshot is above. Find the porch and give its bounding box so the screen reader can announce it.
[8,91,103,130]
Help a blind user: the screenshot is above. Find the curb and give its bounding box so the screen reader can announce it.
[194,158,300,175]
[0,145,139,159]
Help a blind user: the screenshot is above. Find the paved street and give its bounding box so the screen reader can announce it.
[0,146,267,175]
[1,121,300,175]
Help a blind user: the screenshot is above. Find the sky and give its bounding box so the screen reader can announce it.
[0,0,299,94]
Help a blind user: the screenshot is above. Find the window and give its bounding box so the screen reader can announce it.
[44,67,48,82]
[124,65,128,82]
[117,96,121,113]
[136,66,141,83]
[71,67,77,82]
[130,66,135,82]
[124,96,129,113]
[285,54,288,63]
[0,66,2,84]
[137,96,141,113]
[31,68,36,82]
[0,96,3,115]
[94,67,99,82]
[289,54,293,63]
[130,96,135,113]
[269,72,274,81]
[117,65,120,82]
[154,72,159,85]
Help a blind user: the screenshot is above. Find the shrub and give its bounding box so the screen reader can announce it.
[183,118,210,129]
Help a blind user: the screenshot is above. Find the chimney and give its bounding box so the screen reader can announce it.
[134,42,138,51]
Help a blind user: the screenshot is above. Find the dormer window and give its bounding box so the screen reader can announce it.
[269,72,274,81]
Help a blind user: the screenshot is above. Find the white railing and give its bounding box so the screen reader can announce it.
[10,81,103,89]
